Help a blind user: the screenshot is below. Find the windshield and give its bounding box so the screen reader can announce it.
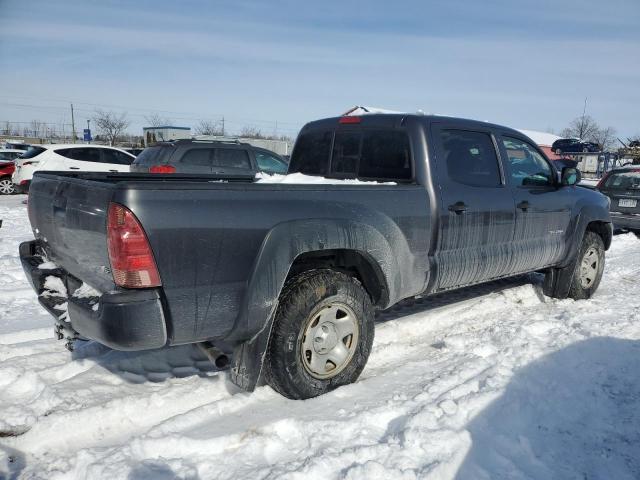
[604,171,640,190]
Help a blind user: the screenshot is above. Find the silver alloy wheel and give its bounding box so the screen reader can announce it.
[579,246,600,289]
[301,303,359,379]
[0,179,14,195]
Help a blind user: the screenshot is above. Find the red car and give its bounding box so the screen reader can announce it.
[0,160,16,194]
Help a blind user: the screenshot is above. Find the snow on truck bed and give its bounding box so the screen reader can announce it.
[1,195,640,480]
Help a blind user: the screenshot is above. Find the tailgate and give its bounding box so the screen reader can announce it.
[28,173,117,293]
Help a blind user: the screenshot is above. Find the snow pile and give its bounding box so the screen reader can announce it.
[1,195,640,479]
[256,172,395,185]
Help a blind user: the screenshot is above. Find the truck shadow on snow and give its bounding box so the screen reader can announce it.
[455,337,640,479]
[70,274,540,386]
[71,341,219,385]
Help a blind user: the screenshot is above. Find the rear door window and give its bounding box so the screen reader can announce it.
[289,130,332,176]
[213,149,251,169]
[439,129,501,187]
[57,148,102,163]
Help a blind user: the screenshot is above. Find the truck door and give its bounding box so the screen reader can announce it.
[496,134,573,271]
[430,125,517,290]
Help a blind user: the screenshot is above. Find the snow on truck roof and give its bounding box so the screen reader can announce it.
[342,107,560,148]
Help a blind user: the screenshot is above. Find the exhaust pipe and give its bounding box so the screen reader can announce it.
[198,341,230,369]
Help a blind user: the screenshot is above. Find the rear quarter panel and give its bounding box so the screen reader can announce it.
[115,183,431,345]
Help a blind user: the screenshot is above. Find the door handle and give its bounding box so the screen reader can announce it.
[69,167,80,170]
[517,201,530,211]
[448,201,467,214]
[109,170,118,172]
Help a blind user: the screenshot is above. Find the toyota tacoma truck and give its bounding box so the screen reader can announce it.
[20,114,613,399]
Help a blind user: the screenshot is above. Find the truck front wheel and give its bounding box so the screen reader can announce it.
[264,269,375,399]
[568,231,605,299]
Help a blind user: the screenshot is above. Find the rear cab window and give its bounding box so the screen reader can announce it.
[289,128,412,181]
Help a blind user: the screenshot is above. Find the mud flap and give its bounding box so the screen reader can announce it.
[542,256,578,300]
[229,317,276,391]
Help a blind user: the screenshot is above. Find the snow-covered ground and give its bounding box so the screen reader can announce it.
[1,194,639,480]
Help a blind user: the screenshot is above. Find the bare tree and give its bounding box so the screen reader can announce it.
[239,126,266,139]
[29,119,45,137]
[93,110,130,146]
[561,115,600,141]
[590,126,617,151]
[144,113,173,127]
[195,120,223,136]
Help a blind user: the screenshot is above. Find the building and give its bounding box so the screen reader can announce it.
[143,126,191,146]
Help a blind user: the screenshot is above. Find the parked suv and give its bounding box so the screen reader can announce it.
[596,167,640,237]
[552,138,600,154]
[130,139,288,175]
[12,144,135,193]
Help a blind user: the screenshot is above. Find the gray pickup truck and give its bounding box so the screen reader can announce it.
[20,114,612,399]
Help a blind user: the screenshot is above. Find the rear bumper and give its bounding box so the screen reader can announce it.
[19,240,168,351]
[610,211,640,231]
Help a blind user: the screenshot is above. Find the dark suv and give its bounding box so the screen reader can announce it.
[131,139,288,175]
[552,138,600,154]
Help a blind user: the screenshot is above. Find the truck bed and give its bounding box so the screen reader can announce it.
[26,171,430,348]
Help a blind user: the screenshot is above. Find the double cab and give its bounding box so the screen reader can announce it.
[20,114,612,399]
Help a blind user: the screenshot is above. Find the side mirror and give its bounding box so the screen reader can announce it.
[561,167,581,186]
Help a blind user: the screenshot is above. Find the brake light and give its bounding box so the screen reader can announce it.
[339,116,361,124]
[149,165,176,173]
[20,180,29,185]
[107,203,161,288]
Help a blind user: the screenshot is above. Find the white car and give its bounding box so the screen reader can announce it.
[12,144,135,193]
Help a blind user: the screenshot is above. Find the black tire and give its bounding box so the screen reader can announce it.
[567,231,605,300]
[634,232,640,240]
[264,269,375,399]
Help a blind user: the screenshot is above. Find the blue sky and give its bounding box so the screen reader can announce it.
[1,0,639,138]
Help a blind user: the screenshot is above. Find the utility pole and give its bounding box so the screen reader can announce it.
[221,116,225,136]
[70,103,77,144]
[86,119,91,144]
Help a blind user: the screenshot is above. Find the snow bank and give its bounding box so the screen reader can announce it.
[1,196,640,479]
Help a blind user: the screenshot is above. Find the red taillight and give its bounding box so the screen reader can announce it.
[339,116,361,124]
[149,165,176,173]
[107,203,161,288]
[20,180,29,185]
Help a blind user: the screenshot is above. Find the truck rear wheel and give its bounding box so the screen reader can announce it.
[264,269,374,399]
[563,231,605,300]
